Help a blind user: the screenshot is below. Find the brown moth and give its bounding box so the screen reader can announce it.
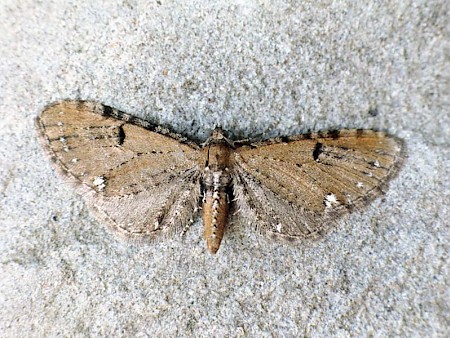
[36,100,405,254]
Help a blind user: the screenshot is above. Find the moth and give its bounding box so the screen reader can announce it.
[36,100,404,254]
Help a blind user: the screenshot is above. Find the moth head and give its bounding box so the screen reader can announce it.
[205,127,234,147]
[211,127,226,139]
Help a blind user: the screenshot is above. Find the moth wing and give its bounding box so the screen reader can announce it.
[36,100,202,241]
[233,130,404,239]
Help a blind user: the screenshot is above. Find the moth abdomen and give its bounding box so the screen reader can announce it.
[201,168,232,254]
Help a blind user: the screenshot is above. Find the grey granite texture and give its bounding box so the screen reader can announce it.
[0,0,448,336]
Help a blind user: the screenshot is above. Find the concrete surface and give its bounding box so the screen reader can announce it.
[0,0,448,336]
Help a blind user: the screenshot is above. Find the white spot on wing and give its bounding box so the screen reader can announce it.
[324,193,340,209]
[93,176,106,191]
[276,223,282,233]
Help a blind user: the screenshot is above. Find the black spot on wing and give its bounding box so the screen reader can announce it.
[328,129,340,139]
[312,142,323,161]
[302,132,312,139]
[356,129,365,138]
[102,104,113,117]
[117,125,125,145]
